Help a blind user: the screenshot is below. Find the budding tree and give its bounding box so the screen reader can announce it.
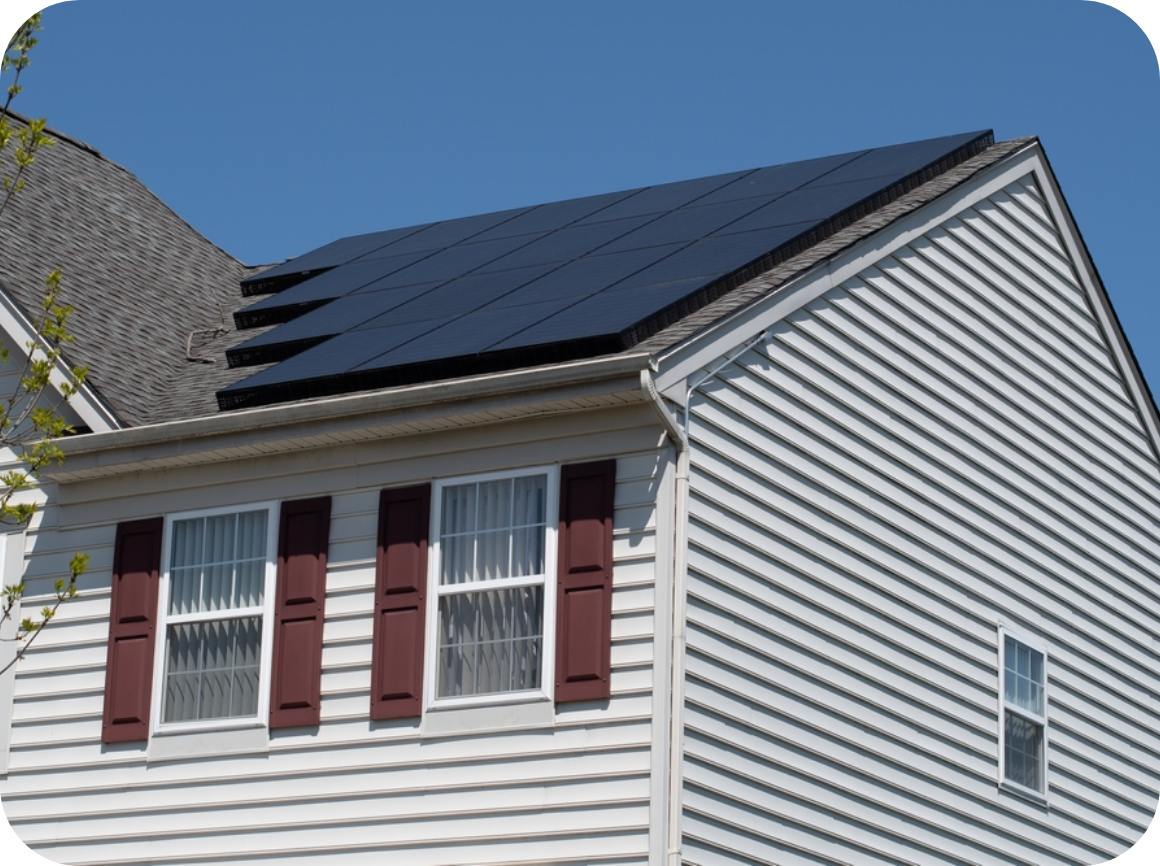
[0,13,90,677]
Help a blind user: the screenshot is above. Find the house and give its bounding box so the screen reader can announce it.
[1,119,1158,866]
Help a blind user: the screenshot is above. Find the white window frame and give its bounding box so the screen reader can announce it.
[150,501,279,735]
[424,465,559,711]
[998,626,1049,800]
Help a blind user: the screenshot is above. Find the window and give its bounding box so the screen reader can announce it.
[153,504,277,729]
[427,468,557,706]
[1000,629,1048,796]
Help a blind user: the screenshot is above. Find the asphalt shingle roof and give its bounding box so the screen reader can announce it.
[0,110,268,426]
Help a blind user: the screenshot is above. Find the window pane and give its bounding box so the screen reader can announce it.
[1005,710,1045,792]
[168,511,267,614]
[475,529,512,581]
[436,586,544,698]
[441,532,475,585]
[163,617,262,722]
[476,479,513,531]
[169,520,205,616]
[235,510,267,560]
[511,525,545,577]
[233,557,265,609]
[1004,637,1045,717]
[513,475,546,527]
[442,483,476,535]
[439,474,547,586]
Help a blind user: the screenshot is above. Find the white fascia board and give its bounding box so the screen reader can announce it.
[0,287,121,433]
[652,142,1045,401]
[49,352,653,479]
[1029,149,1160,468]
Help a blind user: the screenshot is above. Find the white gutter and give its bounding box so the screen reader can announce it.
[55,351,653,463]
[640,329,770,866]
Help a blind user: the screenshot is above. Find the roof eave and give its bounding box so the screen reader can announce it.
[47,351,654,482]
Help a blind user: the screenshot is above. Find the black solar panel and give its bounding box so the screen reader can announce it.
[693,151,867,206]
[358,266,559,328]
[220,130,995,410]
[354,299,576,371]
[803,131,984,187]
[475,216,656,272]
[595,198,774,255]
[492,277,715,351]
[573,170,752,223]
[359,207,535,258]
[715,176,902,235]
[239,225,433,295]
[466,189,643,242]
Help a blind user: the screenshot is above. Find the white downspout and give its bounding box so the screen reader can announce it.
[640,329,771,866]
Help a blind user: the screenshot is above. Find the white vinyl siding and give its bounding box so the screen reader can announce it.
[679,175,1160,866]
[0,407,664,866]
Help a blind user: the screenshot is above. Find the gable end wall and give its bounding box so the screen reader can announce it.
[678,173,1160,866]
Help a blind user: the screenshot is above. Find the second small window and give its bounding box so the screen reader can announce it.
[1001,630,1048,795]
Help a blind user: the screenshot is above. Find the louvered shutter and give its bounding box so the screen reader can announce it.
[555,460,616,703]
[370,485,431,720]
[269,497,331,729]
[102,518,163,744]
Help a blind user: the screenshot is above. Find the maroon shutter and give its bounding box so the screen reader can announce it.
[269,497,331,729]
[371,485,431,720]
[555,460,616,703]
[102,518,163,744]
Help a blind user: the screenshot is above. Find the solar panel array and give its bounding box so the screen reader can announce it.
[220,130,993,410]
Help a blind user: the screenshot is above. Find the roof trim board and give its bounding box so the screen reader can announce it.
[49,351,653,481]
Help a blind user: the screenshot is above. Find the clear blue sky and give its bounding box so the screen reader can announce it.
[4,0,1160,390]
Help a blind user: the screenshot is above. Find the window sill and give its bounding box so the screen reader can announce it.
[421,696,554,739]
[147,724,269,763]
[999,779,1049,807]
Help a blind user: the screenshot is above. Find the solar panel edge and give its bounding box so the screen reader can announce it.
[240,267,336,297]
[234,298,335,330]
[226,335,335,369]
[216,334,628,411]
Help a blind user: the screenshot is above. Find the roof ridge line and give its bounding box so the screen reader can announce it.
[1,106,255,273]
[1,105,104,157]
